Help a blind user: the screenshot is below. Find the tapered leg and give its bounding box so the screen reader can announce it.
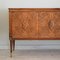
[13,40,15,51]
[10,40,13,57]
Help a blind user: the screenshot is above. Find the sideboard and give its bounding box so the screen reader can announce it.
[9,8,60,57]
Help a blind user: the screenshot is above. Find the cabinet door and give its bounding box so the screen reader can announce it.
[52,12,60,38]
[38,12,55,39]
[10,11,38,39]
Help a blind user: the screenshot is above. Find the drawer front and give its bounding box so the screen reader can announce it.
[38,12,55,39]
[10,11,38,39]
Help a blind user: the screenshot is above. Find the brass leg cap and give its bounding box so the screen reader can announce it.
[10,53,12,57]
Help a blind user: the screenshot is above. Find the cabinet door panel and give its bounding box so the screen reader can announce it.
[10,11,38,38]
[38,12,55,38]
[52,12,60,38]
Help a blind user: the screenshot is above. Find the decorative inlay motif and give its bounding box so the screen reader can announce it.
[38,12,55,38]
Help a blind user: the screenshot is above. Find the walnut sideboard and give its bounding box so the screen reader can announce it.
[9,8,60,56]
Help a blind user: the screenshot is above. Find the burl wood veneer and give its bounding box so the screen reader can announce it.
[9,8,60,57]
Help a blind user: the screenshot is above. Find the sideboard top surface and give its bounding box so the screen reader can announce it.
[9,8,60,12]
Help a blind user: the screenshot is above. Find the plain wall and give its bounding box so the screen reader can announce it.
[0,0,60,49]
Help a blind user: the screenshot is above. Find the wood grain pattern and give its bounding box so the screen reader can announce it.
[52,12,60,38]
[9,8,60,39]
[38,12,55,38]
[10,11,38,38]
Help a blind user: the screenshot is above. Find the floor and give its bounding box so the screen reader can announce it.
[0,49,60,60]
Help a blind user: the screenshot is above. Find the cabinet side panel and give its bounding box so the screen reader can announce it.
[9,10,13,39]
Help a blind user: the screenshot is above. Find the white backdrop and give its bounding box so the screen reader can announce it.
[0,0,60,49]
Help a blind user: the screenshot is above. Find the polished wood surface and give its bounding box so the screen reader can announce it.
[52,12,60,38]
[38,12,54,38]
[9,8,60,39]
[9,8,60,57]
[10,11,38,38]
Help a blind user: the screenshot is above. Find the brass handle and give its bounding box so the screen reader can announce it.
[48,20,54,31]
